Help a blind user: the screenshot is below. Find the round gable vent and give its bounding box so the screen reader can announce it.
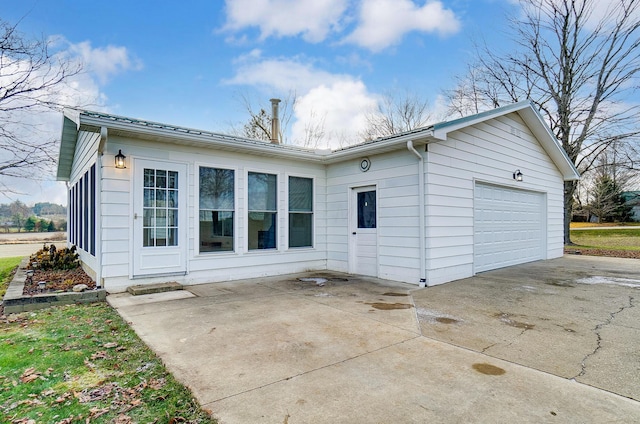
[359,157,371,172]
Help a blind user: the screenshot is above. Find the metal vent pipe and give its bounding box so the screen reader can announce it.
[270,98,281,144]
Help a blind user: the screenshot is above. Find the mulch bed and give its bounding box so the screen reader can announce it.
[564,247,640,259]
[23,267,96,295]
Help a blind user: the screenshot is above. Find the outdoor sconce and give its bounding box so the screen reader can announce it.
[115,150,126,169]
[513,169,523,181]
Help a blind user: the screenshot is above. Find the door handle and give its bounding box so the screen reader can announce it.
[352,232,356,235]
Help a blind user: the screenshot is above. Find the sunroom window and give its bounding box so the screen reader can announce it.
[199,167,234,252]
[248,172,277,250]
[289,176,313,248]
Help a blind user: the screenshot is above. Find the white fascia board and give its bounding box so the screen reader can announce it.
[78,113,328,163]
[325,131,434,163]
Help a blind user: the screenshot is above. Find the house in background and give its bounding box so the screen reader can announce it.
[621,191,640,221]
[56,100,579,293]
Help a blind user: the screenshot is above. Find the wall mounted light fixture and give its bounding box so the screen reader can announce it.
[513,169,523,181]
[115,149,126,169]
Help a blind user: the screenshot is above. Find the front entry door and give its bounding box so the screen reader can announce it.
[133,159,187,277]
[349,186,378,276]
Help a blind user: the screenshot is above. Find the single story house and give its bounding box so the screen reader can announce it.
[56,100,580,292]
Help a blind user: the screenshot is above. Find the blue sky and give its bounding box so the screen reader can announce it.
[3,0,522,205]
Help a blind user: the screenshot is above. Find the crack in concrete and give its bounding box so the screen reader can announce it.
[481,342,497,353]
[574,295,635,379]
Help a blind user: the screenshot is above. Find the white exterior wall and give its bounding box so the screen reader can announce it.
[425,112,565,285]
[100,137,327,292]
[69,130,100,277]
[326,150,422,284]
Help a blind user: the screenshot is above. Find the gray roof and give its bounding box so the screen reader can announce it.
[57,101,580,181]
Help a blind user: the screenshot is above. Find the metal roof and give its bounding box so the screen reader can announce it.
[56,102,580,181]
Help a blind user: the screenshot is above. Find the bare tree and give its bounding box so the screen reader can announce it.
[361,90,434,140]
[443,0,640,243]
[231,91,296,144]
[0,18,82,189]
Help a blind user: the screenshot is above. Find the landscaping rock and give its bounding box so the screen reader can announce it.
[73,284,89,292]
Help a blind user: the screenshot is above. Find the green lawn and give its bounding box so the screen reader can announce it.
[0,257,215,423]
[0,256,23,298]
[569,228,640,250]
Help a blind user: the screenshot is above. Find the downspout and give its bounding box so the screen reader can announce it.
[95,127,107,289]
[407,140,427,288]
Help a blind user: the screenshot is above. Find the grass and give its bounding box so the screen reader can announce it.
[0,256,23,299]
[569,228,640,251]
[570,222,640,228]
[0,303,216,423]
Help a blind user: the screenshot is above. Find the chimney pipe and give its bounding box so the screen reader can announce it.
[270,98,281,144]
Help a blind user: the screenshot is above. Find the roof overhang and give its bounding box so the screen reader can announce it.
[431,100,580,181]
[56,101,580,182]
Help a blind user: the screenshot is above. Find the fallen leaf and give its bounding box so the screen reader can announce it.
[90,351,108,360]
[89,407,109,419]
[28,347,34,354]
[114,414,133,424]
[130,398,142,406]
[148,378,166,390]
[20,368,41,383]
[103,342,118,349]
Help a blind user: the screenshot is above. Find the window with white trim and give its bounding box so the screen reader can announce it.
[248,172,277,250]
[199,167,234,252]
[288,176,313,248]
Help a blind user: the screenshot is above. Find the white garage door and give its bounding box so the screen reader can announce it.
[474,183,545,273]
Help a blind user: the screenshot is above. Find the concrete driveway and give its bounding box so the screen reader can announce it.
[108,256,640,423]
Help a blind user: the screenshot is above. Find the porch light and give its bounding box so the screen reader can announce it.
[513,169,523,181]
[115,150,126,169]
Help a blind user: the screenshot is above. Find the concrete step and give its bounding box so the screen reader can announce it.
[127,281,183,296]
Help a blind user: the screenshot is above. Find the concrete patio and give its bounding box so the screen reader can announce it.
[108,256,640,423]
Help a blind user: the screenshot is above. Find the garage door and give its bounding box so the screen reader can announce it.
[474,183,545,273]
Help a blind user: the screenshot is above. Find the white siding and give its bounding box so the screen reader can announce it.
[425,112,565,285]
[326,150,421,284]
[100,137,327,292]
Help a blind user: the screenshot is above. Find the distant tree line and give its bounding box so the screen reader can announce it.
[0,200,67,233]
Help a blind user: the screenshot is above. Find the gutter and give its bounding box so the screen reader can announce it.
[407,140,427,288]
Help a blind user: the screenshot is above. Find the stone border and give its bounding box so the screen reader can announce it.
[2,258,106,314]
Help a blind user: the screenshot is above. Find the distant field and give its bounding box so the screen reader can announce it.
[569,228,640,250]
[570,222,640,228]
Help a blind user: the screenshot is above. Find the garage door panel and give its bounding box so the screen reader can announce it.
[474,183,545,273]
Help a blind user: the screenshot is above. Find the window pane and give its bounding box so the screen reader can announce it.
[168,190,178,208]
[200,167,234,210]
[156,208,167,228]
[143,228,153,247]
[289,213,312,248]
[168,228,178,246]
[144,188,155,207]
[144,169,155,188]
[168,209,178,227]
[200,210,234,252]
[156,189,167,207]
[248,172,277,211]
[289,177,312,212]
[155,170,167,188]
[168,171,178,189]
[358,191,376,229]
[248,211,276,250]
[143,208,154,226]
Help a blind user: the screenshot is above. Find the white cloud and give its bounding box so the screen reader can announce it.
[64,39,143,84]
[292,80,378,148]
[224,51,348,93]
[225,52,379,148]
[344,0,461,51]
[223,0,349,42]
